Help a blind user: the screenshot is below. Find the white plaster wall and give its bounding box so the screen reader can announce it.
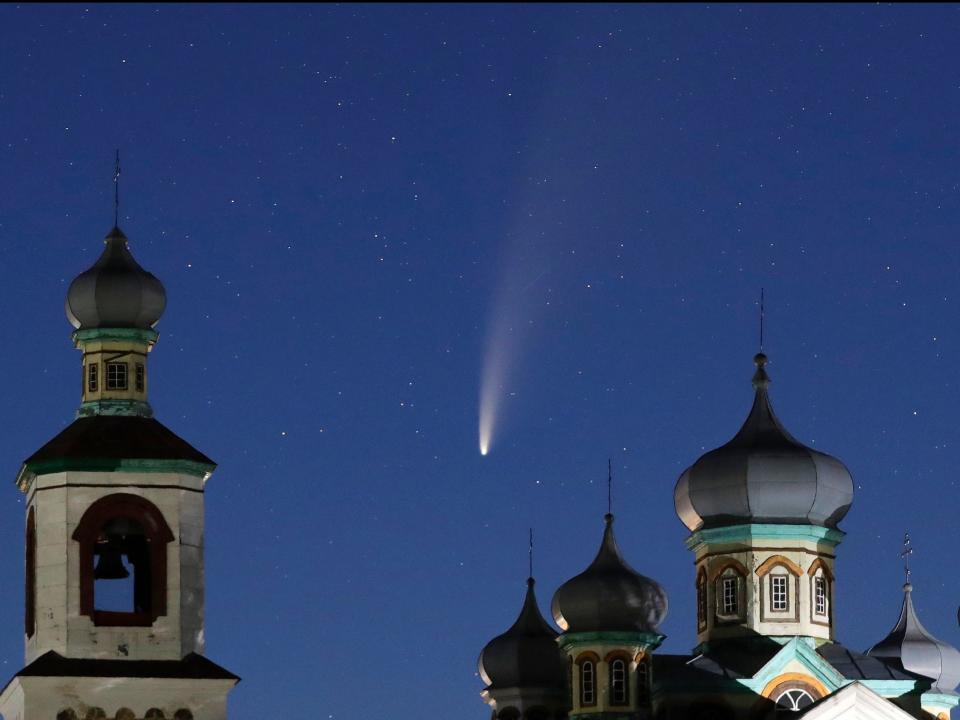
[26,471,206,664]
[695,538,836,645]
[1,676,233,720]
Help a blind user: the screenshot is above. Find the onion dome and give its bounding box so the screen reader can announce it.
[66,226,166,330]
[674,353,854,532]
[551,514,667,634]
[866,582,960,691]
[478,578,565,691]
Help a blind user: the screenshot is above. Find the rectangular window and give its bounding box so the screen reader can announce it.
[88,363,98,393]
[771,575,788,611]
[815,577,827,616]
[135,364,145,392]
[721,576,738,615]
[106,362,127,390]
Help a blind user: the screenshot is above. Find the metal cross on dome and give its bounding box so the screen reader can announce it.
[901,532,914,584]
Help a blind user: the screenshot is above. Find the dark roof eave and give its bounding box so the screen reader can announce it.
[9,651,239,682]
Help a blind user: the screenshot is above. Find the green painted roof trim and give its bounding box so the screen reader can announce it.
[73,327,158,344]
[559,630,665,652]
[77,400,154,418]
[686,523,845,551]
[23,457,214,479]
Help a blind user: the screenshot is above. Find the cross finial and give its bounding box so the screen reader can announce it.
[528,528,534,580]
[607,458,613,516]
[901,532,914,585]
[759,288,765,352]
[113,149,121,227]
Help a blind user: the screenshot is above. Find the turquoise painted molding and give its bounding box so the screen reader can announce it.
[77,400,153,418]
[686,523,845,551]
[22,457,214,482]
[559,630,665,653]
[918,690,959,707]
[741,636,848,695]
[73,327,158,344]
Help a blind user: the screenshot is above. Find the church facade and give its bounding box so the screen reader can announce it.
[0,226,237,720]
[478,354,960,719]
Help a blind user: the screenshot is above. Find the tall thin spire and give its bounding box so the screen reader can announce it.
[607,458,613,517]
[901,532,914,586]
[759,287,765,352]
[528,528,534,580]
[113,149,121,228]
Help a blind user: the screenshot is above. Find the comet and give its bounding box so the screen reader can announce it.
[478,257,548,456]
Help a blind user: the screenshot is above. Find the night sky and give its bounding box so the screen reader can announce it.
[2,4,960,718]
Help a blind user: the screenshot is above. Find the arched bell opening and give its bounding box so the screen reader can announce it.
[73,493,173,626]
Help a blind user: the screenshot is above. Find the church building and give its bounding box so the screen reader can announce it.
[478,353,960,719]
[0,226,238,720]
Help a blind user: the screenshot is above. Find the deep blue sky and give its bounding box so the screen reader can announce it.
[2,4,960,718]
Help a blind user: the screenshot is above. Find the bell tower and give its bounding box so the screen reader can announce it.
[0,224,238,720]
[674,354,854,648]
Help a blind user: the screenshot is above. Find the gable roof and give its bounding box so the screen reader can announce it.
[798,681,917,719]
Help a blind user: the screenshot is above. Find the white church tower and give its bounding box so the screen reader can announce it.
[0,225,238,720]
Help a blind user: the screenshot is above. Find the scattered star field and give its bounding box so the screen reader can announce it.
[2,5,960,719]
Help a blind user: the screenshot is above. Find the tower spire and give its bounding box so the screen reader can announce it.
[528,527,534,580]
[902,532,914,587]
[113,149,121,228]
[607,458,613,518]
[759,287,765,352]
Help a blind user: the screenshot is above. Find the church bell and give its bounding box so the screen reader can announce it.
[94,539,130,580]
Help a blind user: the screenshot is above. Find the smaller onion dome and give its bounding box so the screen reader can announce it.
[66,226,167,330]
[551,514,667,634]
[867,582,960,692]
[478,578,565,691]
[674,353,854,532]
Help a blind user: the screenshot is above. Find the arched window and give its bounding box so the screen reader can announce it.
[580,660,595,707]
[774,688,815,713]
[72,494,173,626]
[610,658,628,706]
[715,567,743,620]
[807,558,834,624]
[767,679,822,714]
[25,506,36,638]
[637,658,650,704]
[696,567,708,630]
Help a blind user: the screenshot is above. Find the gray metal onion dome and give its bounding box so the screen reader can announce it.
[478,578,565,691]
[551,514,668,634]
[866,583,960,692]
[674,353,854,532]
[66,226,166,330]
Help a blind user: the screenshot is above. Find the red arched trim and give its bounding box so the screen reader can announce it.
[72,493,173,626]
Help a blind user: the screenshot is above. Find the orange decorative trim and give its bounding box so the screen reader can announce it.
[604,649,632,664]
[708,558,748,582]
[807,557,834,580]
[755,554,803,578]
[634,650,649,664]
[695,564,707,586]
[575,650,600,665]
[761,672,829,699]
